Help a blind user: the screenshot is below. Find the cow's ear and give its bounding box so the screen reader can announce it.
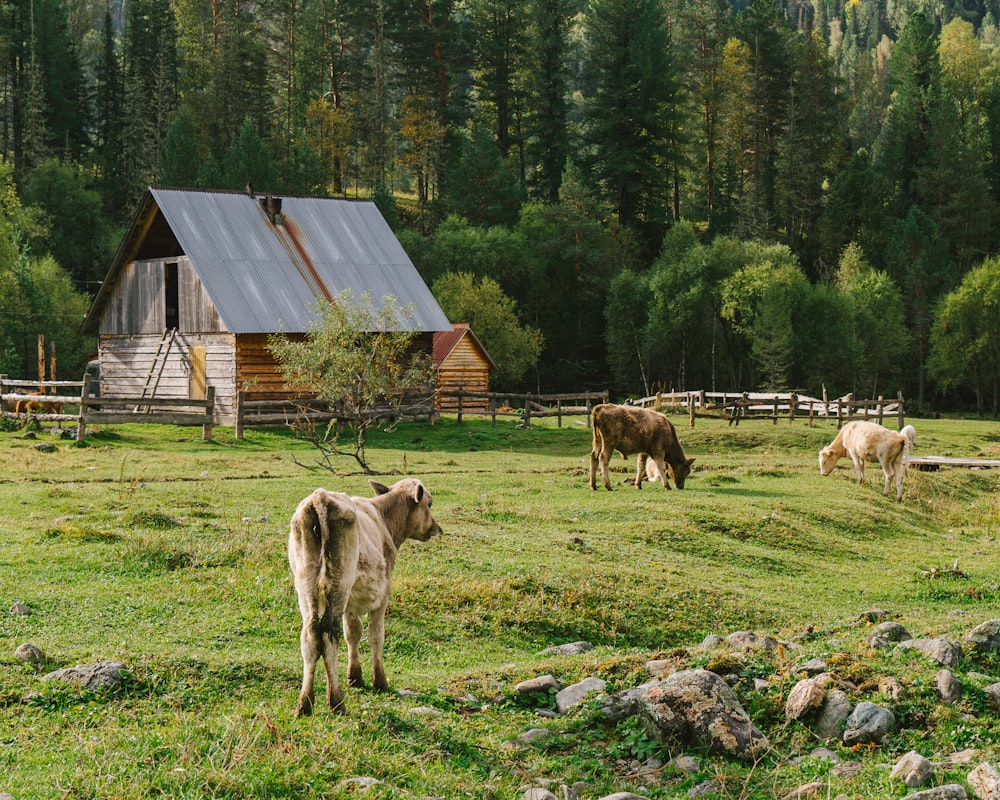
[412,483,425,503]
[685,458,696,466]
[370,480,390,496]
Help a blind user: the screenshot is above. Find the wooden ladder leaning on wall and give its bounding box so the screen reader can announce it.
[134,328,176,412]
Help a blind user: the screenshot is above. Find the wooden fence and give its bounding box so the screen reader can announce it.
[233,389,609,439]
[1,374,216,440]
[634,389,905,428]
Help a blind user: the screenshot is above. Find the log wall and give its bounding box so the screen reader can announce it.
[436,337,490,411]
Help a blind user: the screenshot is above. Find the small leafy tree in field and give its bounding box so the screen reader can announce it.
[268,290,434,473]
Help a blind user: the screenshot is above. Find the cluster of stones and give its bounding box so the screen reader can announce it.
[509,618,1000,800]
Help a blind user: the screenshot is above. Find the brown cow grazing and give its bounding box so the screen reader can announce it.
[288,478,441,716]
[819,421,916,502]
[589,403,695,491]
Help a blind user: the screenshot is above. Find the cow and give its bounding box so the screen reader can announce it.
[589,403,695,491]
[818,421,916,502]
[288,478,441,716]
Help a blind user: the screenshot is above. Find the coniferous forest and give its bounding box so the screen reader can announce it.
[3,0,1000,413]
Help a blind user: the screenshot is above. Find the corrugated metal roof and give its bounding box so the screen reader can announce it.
[85,187,452,335]
[152,188,451,334]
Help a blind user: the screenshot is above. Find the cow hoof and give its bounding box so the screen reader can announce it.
[295,697,314,717]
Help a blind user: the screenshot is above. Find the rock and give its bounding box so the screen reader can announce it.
[688,780,722,798]
[646,659,672,676]
[34,442,57,452]
[856,608,894,623]
[667,755,700,774]
[900,785,968,800]
[878,676,906,700]
[966,620,1000,657]
[555,677,606,714]
[785,678,825,721]
[897,638,964,667]
[984,683,1000,712]
[754,678,771,691]
[42,661,129,690]
[831,761,864,780]
[516,675,561,694]
[936,669,963,704]
[842,702,895,746]
[799,658,827,674]
[8,603,32,616]
[871,621,912,642]
[598,686,645,725]
[869,635,891,650]
[596,794,647,800]
[725,631,778,652]
[890,751,933,788]
[15,642,46,663]
[813,689,851,740]
[541,641,593,656]
[636,668,769,761]
[698,634,724,651]
[501,728,551,750]
[523,788,559,800]
[968,762,1000,800]
[781,782,823,799]
[408,706,442,717]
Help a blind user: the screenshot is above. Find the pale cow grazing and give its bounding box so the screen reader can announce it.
[589,403,695,491]
[288,478,441,716]
[818,421,916,502]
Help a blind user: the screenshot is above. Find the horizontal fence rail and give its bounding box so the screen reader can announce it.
[634,389,905,428]
[234,389,610,438]
[1,374,216,440]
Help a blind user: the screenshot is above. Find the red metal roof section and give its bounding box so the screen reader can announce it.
[433,322,469,367]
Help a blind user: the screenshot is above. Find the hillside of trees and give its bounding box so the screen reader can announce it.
[2,0,1000,413]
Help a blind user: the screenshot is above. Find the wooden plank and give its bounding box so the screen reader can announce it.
[908,456,1000,469]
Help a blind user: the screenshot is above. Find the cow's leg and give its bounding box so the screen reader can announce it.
[600,449,613,491]
[589,450,600,491]
[654,457,671,490]
[319,610,344,712]
[635,454,646,488]
[880,460,893,497]
[367,605,389,692]
[295,615,320,717]
[344,611,365,688]
[850,455,865,484]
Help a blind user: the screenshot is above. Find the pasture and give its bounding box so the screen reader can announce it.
[1,415,998,799]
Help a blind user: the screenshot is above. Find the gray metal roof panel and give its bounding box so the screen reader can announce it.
[149,188,451,334]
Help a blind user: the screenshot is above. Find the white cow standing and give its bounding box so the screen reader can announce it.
[288,478,441,716]
[819,420,916,502]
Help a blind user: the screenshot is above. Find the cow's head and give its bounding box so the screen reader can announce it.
[671,457,696,489]
[818,447,837,476]
[371,478,442,541]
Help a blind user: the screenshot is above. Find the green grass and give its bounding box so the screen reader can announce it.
[1,414,998,798]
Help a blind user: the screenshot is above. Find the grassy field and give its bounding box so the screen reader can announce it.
[1,412,998,799]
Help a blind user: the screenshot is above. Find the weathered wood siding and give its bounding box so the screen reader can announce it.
[98,257,223,335]
[236,334,307,400]
[98,332,238,422]
[436,337,490,411]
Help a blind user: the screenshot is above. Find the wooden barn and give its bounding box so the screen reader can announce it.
[432,323,496,411]
[81,187,453,425]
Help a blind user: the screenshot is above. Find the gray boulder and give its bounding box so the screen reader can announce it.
[965,620,1000,657]
[842,702,895,745]
[636,668,769,761]
[42,661,129,691]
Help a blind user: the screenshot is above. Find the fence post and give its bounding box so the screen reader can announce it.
[897,390,905,428]
[202,386,215,441]
[235,391,245,440]
[76,374,90,441]
[789,392,797,425]
[523,395,531,428]
[877,395,884,425]
[557,398,563,427]
[689,393,696,427]
[772,396,779,425]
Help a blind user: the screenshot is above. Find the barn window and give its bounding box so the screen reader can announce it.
[165,262,179,330]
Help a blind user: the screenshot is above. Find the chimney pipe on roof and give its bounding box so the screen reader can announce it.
[260,195,284,225]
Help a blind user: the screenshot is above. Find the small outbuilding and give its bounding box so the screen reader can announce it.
[81,187,453,425]
[432,323,497,411]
